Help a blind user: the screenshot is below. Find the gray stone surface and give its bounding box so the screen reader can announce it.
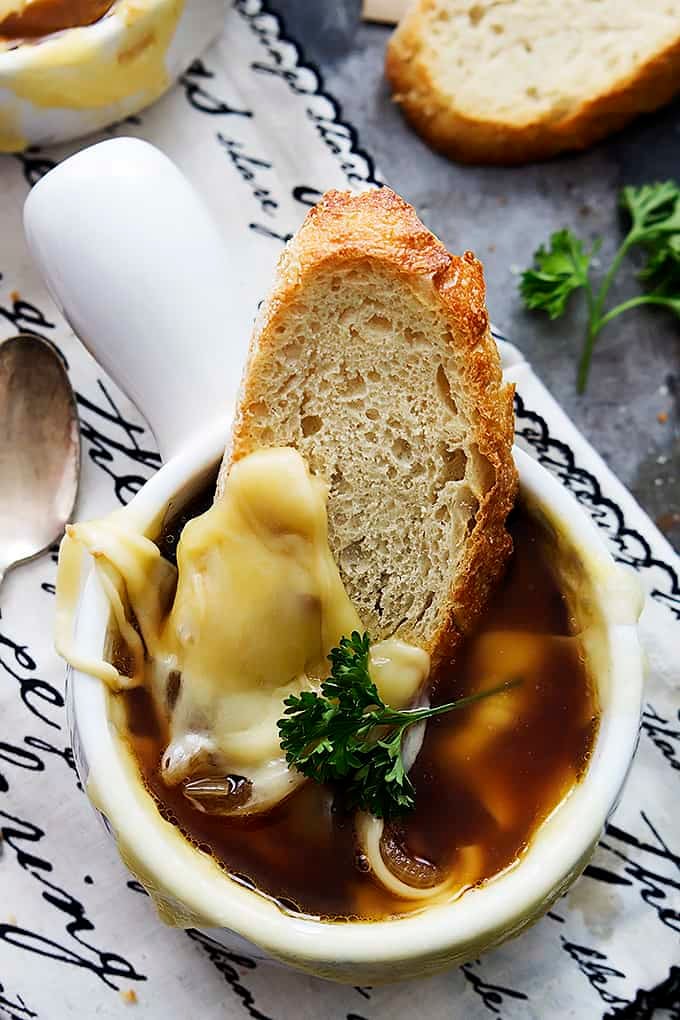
[279,0,680,550]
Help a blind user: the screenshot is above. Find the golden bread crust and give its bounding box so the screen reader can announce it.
[225,188,517,665]
[386,6,680,165]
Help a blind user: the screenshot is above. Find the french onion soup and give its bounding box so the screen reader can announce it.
[53,190,602,925]
[59,450,597,921]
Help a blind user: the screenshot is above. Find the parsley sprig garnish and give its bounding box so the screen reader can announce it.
[520,181,680,392]
[278,632,519,820]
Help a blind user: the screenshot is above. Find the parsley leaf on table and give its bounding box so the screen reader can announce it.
[520,229,598,320]
[519,181,680,392]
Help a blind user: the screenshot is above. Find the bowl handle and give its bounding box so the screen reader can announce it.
[24,137,254,462]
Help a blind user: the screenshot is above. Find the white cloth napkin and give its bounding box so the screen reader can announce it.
[1,4,678,1018]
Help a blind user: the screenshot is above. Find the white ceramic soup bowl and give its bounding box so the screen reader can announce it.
[24,139,645,984]
[0,0,226,152]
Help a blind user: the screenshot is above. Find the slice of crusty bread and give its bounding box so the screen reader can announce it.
[217,188,517,667]
[386,0,680,165]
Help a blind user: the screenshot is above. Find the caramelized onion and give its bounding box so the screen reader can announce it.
[164,737,307,816]
[182,774,252,815]
[355,812,451,901]
[379,825,445,890]
[166,669,181,710]
[401,718,426,774]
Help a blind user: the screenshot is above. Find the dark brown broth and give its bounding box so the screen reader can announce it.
[119,499,598,920]
[0,1,114,41]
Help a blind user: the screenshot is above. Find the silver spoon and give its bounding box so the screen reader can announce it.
[0,334,80,589]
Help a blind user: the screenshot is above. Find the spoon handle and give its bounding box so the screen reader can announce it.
[24,138,254,462]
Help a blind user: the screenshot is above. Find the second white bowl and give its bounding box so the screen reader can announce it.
[0,0,227,152]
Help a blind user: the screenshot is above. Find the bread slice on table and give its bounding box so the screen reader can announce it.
[386,0,680,165]
[218,188,517,668]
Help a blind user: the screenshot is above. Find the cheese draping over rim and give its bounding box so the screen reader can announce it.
[56,447,431,837]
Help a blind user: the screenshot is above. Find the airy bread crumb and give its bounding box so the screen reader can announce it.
[219,188,517,666]
[387,0,680,164]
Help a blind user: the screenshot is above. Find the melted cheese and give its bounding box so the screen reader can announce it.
[55,509,176,688]
[155,447,362,793]
[56,447,430,818]
[0,1,27,21]
[0,0,184,149]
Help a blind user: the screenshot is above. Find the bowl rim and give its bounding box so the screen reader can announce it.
[69,424,644,969]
